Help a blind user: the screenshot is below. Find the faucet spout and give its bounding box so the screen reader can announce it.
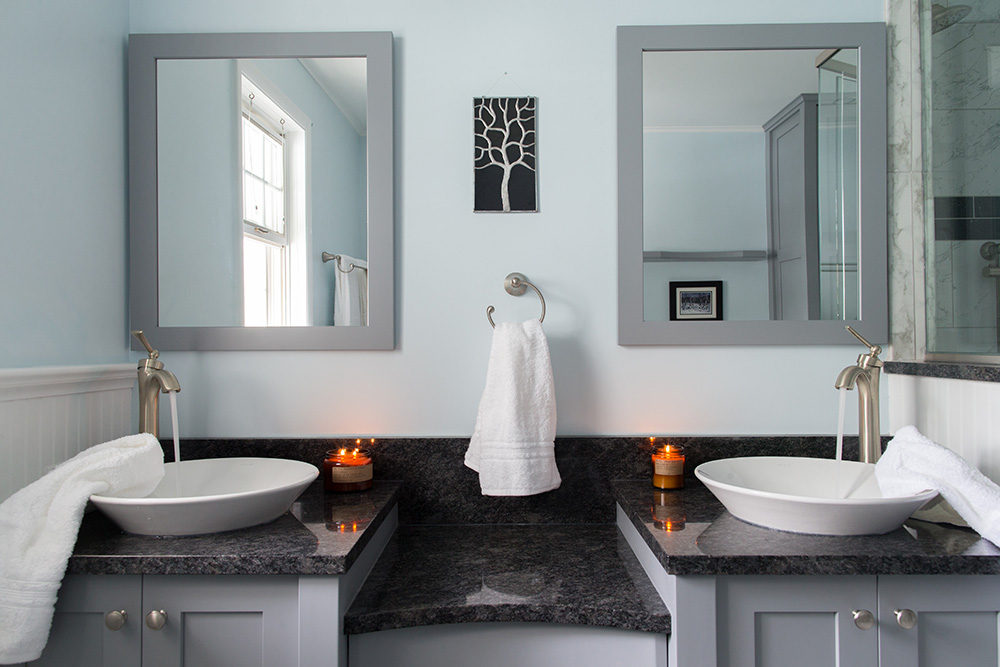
[133,331,180,438]
[835,326,883,464]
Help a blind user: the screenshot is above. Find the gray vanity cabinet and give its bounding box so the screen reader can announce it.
[714,575,1000,667]
[28,575,300,667]
[717,575,878,666]
[140,575,300,666]
[27,575,143,667]
[877,575,1000,667]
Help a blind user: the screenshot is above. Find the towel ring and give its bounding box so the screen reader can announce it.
[487,272,546,328]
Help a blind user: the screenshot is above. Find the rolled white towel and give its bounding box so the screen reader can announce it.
[0,433,164,663]
[875,425,1000,546]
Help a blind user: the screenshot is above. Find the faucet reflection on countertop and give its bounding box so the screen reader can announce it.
[834,326,883,464]
[132,330,180,438]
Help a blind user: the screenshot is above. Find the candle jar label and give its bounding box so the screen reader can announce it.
[653,458,683,476]
[329,464,373,484]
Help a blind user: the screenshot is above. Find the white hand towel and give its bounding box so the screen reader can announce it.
[465,319,560,496]
[334,254,368,326]
[875,425,1000,546]
[0,433,164,663]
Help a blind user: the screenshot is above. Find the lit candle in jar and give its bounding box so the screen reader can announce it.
[324,442,374,492]
[651,439,685,489]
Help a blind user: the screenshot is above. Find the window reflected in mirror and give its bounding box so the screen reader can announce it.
[155,57,368,328]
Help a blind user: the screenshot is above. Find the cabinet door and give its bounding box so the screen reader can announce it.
[717,575,878,667]
[28,575,142,667]
[879,575,1000,667]
[140,575,299,667]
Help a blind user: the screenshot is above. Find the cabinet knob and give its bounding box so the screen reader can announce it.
[104,610,127,631]
[895,608,918,629]
[145,609,167,630]
[852,609,876,630]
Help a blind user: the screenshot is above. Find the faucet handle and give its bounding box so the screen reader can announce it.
[845,325,882,359]
[131,330,159,361]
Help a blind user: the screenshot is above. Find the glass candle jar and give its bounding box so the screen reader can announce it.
[323,447,373,492]
[652,442,685,489]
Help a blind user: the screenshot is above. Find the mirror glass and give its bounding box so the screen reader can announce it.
[157,57,368,328]
[618,24,888,345]
[130,32,394,350]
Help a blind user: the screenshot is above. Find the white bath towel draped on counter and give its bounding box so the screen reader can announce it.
[875,425,1000,546]
[0,433,164,663]
[465,319,560,496]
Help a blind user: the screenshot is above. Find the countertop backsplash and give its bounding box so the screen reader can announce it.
[172,436,864,526]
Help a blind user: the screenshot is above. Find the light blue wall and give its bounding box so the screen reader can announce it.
[2,0,888,439]
[643,130,770,321]
[157,59,242,327]
[0,0,130,366]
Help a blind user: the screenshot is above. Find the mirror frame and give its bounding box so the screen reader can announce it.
[617,23,887,345]
[129,32,394,350]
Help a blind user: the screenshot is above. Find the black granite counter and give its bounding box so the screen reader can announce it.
[343,524,671,635]
[66,481,400,575]
[614,480,1000,576]
[884,360,1000,382]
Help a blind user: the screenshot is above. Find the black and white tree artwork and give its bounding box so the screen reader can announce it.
[474,97,537,212]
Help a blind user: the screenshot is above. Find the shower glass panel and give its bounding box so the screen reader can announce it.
[923,0,1000,358]
[817,50,860,321]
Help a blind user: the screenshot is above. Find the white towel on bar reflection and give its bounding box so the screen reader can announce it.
[0,434,163,663]
[334,254,368,326]
[465,319,561,496]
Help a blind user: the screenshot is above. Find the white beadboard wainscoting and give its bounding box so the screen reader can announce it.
[888,374,1000,484]
[0,364,135,503]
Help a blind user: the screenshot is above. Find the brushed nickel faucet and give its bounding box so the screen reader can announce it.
[834,326,883,463]
[132,330,180,438]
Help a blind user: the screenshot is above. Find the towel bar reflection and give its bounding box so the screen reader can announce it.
[322,252,365,274]
[487,272,546,328]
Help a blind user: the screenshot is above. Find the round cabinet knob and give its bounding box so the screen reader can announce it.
[104,610,127,631]
[145,609,167,631]
[852,609,876,630]
[895,608,918,629]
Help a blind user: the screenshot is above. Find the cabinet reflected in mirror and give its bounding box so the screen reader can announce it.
[130,32,393,350]
[618,23,887,345]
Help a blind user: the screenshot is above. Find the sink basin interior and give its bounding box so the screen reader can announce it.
[694,456,937,536]
[91,457,319,536]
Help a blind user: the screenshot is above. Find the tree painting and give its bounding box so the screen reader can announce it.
[474,97,537,212]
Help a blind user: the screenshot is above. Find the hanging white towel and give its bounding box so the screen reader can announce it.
[334,254,368,326]
[875,425,1000,546]
[465,319,560,496]
[0,434,164,663]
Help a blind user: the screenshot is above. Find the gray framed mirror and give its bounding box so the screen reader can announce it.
[129,32,394,350]
[618,23,887,345]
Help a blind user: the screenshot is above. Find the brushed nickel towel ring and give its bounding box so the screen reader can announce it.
[487,272,546,328]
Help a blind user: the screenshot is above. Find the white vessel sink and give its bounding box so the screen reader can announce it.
[694,456,937,536]
[91,457,319,536]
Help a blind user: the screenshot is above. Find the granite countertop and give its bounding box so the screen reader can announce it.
[614,479,1000,576]
[343,524,671,636]
[66,480,400,575]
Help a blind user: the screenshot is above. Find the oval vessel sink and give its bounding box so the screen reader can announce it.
[694,456,937,536]
[91,457,319,536]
